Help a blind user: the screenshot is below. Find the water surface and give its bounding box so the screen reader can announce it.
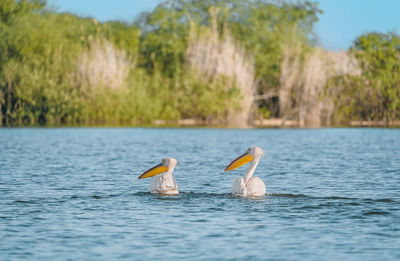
[1,128,399,260]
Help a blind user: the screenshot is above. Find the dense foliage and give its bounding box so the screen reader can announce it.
[334,32,400,124]
[136,0,319,89]
[0,0,399,127]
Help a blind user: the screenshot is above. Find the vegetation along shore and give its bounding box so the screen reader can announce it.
[1,0,399,128]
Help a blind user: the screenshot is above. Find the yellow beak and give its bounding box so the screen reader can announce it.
[224,151,254,172]
[138,163,168,179]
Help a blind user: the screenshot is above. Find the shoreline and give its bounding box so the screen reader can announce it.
[1,118,400,129]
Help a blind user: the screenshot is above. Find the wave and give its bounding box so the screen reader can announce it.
[10,192,397,206]
[267,193,397,204]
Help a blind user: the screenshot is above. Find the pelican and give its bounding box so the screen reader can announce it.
[138,158,179,195]
[224,146,266,197]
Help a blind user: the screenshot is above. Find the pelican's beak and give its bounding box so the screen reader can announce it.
[224,151,254,172]
[138,163,168,179]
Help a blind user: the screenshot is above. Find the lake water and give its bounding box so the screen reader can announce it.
[1,128,399,260]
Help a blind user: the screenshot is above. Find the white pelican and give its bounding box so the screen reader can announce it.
[138,158,179,195]
[224,146,266,197]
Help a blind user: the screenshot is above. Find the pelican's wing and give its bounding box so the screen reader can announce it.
[150,175,162,194]
[158,174,179,195]
[172,175,178,190]
[232,177,247,196]
[247,176,266,197]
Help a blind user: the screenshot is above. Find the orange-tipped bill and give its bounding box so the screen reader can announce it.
[138,163,168,179]
[224,152,254,172]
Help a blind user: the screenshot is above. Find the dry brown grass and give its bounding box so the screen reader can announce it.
[77,38,132,92]
[279,28,302,121]
[186,7,256,127]
[280,46,360,128]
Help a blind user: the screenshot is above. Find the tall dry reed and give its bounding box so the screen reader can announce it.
[279,28,302,121]
[76,38,132,92]
[186,7,256,127]
[280,46,360,128]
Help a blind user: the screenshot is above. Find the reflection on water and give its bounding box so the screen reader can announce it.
[1,128,400,260]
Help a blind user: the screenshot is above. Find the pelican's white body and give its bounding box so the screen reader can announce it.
[150,158,179,195]
[232,176,266,197]
[150,173,179,195]
[232,147,266,197]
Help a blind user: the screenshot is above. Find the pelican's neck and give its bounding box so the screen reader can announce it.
[162,167,174,179]
[244,157,260,184]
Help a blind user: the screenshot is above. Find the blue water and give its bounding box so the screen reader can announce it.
[1,128,400,260]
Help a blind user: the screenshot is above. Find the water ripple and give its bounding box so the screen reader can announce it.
[1,128,400,260]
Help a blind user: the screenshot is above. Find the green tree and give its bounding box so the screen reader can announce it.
[342,32,400,124]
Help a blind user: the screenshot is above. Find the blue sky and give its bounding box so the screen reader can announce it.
[47,0,400,50]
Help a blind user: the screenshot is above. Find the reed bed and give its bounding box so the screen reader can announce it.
[1,0,399,127]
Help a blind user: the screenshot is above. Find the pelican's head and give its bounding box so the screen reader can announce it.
[224,146,264,172]
[138,157,177,179]
[249,146,264,158]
